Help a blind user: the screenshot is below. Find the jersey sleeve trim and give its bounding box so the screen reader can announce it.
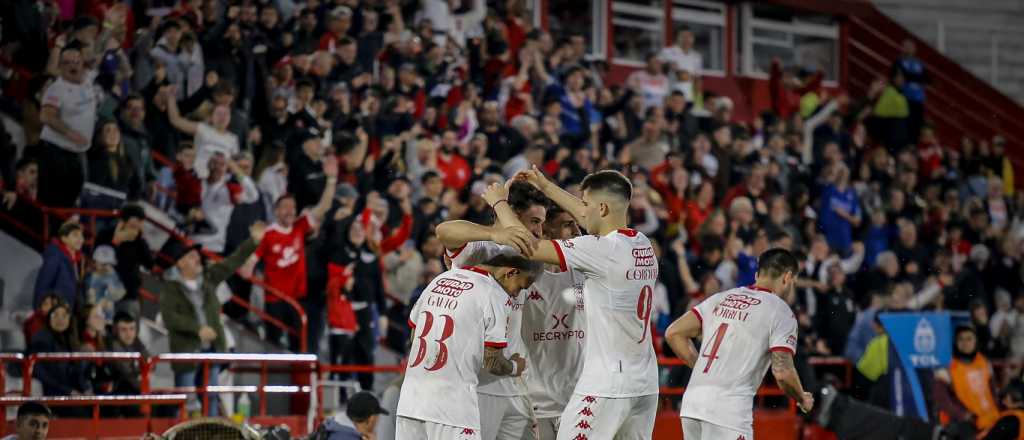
[551,240,567,272]
[408,319,416,329]
[769,346,795,355]
[484,341,508,349]
[445,243,468,259]
[691,307,703,325]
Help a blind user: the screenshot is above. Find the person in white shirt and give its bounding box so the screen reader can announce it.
[659,27,703,77]
[3,401,51,440]
[503,167,660,440]
[192,152,259,253]
[164,85,240,179]
[38,41,99,207]
[419,0,486,48]
[665,248,814,439]
[396,254,539,440]
[435,182,548,440]
[626,53,670,112]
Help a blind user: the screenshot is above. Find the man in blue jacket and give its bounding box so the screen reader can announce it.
[33,222,84,309]
[321,391,388,439]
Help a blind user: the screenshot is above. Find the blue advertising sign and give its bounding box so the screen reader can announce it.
[879,312,953,421]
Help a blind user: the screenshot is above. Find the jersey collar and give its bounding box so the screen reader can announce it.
[747,285,773,293]
[463,266,491,277]
[616,228,638,237]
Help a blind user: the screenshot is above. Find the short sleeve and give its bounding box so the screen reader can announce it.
[408,294,423,329]
[447,241,515,269]
[769,305,799,355]
[42,83,62,108]
[254,234,268,258]
[691,292,721,327]
[296,213,314,233]
[551,235,610,277]
[483,289,509,349]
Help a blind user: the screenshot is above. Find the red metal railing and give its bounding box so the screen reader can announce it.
[0,353,24,396]
[22,352,145,396]
[141,352,319,430]
[0,394,187,438]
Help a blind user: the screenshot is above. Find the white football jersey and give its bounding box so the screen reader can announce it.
[679,286,799,433]
[521,268,586,417]
[397,266,511,430]
[446,241,526,397]
[551,228,660,397]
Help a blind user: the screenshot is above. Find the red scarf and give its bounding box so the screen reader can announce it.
[55,239,82,279]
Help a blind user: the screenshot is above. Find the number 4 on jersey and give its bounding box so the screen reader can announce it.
[701,323,729,373]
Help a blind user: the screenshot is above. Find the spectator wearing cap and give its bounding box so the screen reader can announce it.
[95,204,154,315]
[2,402,52,440]
[33,222,84,309]
[84,245,126,322]
[38,41,99,208]
[320,6,353,53]
[159,222,265,416]
[241,155,337,351]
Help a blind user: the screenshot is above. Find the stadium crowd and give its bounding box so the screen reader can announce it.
[2,0,1024,433]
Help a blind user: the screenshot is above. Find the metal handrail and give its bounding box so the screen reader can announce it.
[23,352,144,395]
[0,394,188,439]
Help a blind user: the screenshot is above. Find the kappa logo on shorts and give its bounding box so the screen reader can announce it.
[582,396,596,403]
[572,434,588,440]
[578,407,593,416]
[737,436,747,440]
[461,428,476,435]
[575,420,592,430]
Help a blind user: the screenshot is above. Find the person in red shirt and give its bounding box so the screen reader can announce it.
[650,153,690,225]
[435,129,472,191]
[242,156,338,351]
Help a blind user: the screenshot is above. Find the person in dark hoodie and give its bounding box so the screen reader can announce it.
[327,213,386,391]
[33,222,84,309]
[27,299,90,409]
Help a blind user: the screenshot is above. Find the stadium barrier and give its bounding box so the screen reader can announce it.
[0,353,23,396]
[0,394,188,438]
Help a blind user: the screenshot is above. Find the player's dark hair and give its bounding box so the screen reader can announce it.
[580,170,632,202]
[508,181,548,214]
[17,401,52,420]
[274,193,297,208]
[756,248,798,279]
[483,254,542,277]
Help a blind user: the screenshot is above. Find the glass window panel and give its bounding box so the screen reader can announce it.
[671,20,724,71]
[549,0,597,54]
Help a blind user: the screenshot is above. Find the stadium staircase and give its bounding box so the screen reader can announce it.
[843,1,1024,174]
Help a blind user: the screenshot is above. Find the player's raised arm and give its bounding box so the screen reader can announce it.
[515,165,587,224]
[308,155,339,223]
[483,346,527,377]
[771,350,814,413]
[436,182,537,256]
[665,311,702,366]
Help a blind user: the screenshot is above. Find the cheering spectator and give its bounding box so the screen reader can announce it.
[159,222,265,416]
[191,152,259,253]
[659,27,703,78]
[892,39,927,142]
[165,85,239,180]
[33,222,84,309]
[819,163,862,256]
[22,293,61,344]
[118,94,157,183]
[38,41,99,207]
[243,156,337,351]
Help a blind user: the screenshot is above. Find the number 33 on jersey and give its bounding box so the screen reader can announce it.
[397,265,512,432]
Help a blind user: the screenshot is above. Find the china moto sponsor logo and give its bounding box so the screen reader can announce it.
[505,297,523,311]
[720,293,762,310]
[632,247,655,267]
[431,278,473,297]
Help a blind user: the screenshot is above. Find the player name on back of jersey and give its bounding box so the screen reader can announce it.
[626,246,658,280]
[426,277,473,310]
[713,293,763,322]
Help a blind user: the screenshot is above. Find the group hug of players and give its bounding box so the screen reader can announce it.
[394,167,815,440]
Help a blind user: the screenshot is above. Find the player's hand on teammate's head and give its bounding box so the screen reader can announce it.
[514,165,550,190]
[798,392,814,413]
[481,182,509,207]
[491,225,536,257]
[510,353,527,377]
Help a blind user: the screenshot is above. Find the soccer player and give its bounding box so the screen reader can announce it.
[665,248,815,440]
[520,203,586,439]
[396,254,540,440]
[506,167,660,439]
[435,181,547,440]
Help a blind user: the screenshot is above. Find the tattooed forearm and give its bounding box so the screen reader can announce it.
[483,346,514,376]
[770,350,805,401]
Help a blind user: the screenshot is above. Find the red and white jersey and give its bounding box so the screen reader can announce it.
[397,266,511,430]
[446,241,525,397]
[551,228,659,397]
[679,286,799,433]
[521,268,586,417]
[255,214,314,301]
